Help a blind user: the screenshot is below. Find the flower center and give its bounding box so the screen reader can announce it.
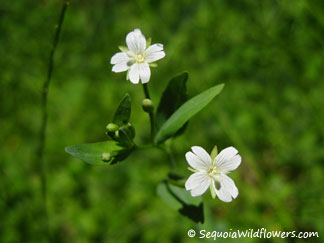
[208,166,221,177]
[135,54,145,63]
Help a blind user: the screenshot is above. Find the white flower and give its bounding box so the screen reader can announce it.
[110,28,165,84]
[185,146,241,202]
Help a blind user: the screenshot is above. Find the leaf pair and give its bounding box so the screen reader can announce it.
[154,73,224,144]
[65,94,134,165]
[156,72,189,135]
[65,72,224,167]
[108,94,135,148]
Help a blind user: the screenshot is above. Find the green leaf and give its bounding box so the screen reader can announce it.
[126,123,135,139]
[117,126,134,148]
[154,84,224,144]
[65,141,131,165]
[113,94,131,126]
[157,181,204,223]
[157,182,182,210]
[156,72,188,130]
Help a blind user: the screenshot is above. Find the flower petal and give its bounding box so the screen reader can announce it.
[190,180,210,197]
[146,43,164,53]
[145,44,165,63]
[214,183,232,202]
[213,174,238,202]
[110,52,131,64]
[185,171,209,190]
[215,146,241,172]
[221,174,239,199]
[128,63,140,84]
[137,63,151,83]
[112,62,129,72]
[126,29,146,53]
[192,146,212,166]
[186,152,209,171]
[185,171,210,197]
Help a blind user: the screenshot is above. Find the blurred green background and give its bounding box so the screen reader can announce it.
[1,0,324,242]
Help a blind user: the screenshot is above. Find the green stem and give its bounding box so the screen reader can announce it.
[135,143,176,169]
[136,144,154,150]
[157,145,177,169]
[142,83,150,99]
[37,1,69,241]
[142,83,155,142]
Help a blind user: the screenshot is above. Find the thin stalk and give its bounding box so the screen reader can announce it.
[135,144,154,150]
[142,83,155,142]
[157,145,177,169]
[135,144,176,169]
[142,83,150,99]
[37,1,69,241]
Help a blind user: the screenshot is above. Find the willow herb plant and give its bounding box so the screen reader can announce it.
[65,28,241,223]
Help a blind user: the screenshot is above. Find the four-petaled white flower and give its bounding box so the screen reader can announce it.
[110,28,165,84]
[185,146,241,202]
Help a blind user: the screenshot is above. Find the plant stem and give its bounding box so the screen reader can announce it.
[136,144,154,150]
[135,144,177,169]
[142,83,155,142]
[37,1,69,241]
[157,145,177,169]
[142,83,151,99]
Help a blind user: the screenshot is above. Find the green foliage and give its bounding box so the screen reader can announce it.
[65,141,128,165]
[154,84,224,144]
[112,93,131,126]
[67,93,135,164]
[156,72,189,138]
[157,181,204,223]
[156,72,188,129]
[116,126,135,148]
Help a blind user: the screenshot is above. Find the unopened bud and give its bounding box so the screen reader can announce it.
[142,99,154,113]
[114,130,120,138]
[101,152,111,162]
[106,123,119,133]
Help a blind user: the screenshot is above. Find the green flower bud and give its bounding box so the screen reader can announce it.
[101,152,112,162]
[114,130,120,138]
[106,123,119,133]
[142,99,154,113]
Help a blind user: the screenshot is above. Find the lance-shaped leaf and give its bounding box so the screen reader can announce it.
[156,72,188,130]
[154,84,224,144]
[116,126,135,148]
[113,94,131,126]
[65,141,132,165]
[157,181,204,223]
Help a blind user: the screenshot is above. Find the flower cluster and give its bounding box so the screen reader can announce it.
[110,29,242,202]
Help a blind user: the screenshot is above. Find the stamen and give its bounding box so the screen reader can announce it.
[136,54,145,63]
[208,166,221,176]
